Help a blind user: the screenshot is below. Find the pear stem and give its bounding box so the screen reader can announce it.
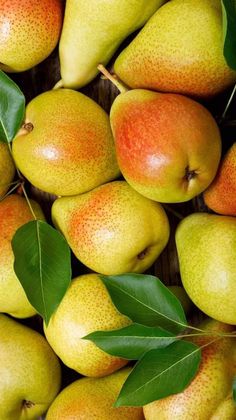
[53,79,64,90]
[220,83,236,122]
[97,64,128,93]
[0,182,21,201]
[163,204,184,220]
[21,184,37,221]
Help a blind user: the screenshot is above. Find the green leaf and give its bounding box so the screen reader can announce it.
[222,0,236,70]
[100,274,187,334]
[115,340,201,407]
[0,71,25,143]
[84,323,176,360]
[233,376,236,404]
[12,220,71,324]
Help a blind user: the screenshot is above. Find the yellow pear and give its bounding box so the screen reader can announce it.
[58,0,166,89]
[144,320,236,419]
[0,143,15,198]
[0,0,63,72]
[0,194,44,318]
[114,0,236,98]
[52,180,170,274]
[12,89,120,196]
[0,314,61,420]
[44,273,131,377]
[46,367,144,419]
[175,213,236,324]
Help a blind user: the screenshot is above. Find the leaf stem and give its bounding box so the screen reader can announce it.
[21,183,37,220]
[0,182,21,201]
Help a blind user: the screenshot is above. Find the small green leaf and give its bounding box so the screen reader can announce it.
[233,376,236,404]
[12,220,71,324]
[84,323,176,360]
[100,274,187,333]
[0,71,25,143]
[115,340,201,407]
[222,0,236,70]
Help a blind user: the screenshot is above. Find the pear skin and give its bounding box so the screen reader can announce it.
[0,143,15,198]
[0,0,63,72]
[114,0,236,98]
[46,367,144,419]
[175,213,236,324]
[111,90,221,203]
[52,180,170,275]
[144,320,236,420]
[204,143,236,216]
[59,0,167,89]
[12,89,120,196]
[0,314,61,420]
[0,194,44,318]
[44,273,130,377]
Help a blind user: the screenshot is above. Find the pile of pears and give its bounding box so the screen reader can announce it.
[0,0,236,418]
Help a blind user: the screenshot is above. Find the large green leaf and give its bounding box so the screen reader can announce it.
[115,340,201,407]
[12,220,71,324]
[222,0,236,70]
[84,323,176,360]
[0,71,25,143]
[100,274,187,333]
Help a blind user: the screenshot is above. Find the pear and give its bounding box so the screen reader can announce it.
[204,142,236,216]
[0,143,15,198]
[12,88,120,196]
[144,319,236,419]
[110,88,221,203]
[52,180,170,275]
[58,0,167,89]
[0,314,61,420]
[0,0,63,72]
[114,0,236,98]
[175,213,236,324]
[46,367,144,419]
[0,194,44,318]
[44,273,131,377]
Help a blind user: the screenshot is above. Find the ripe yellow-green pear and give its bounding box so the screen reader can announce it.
[144,319,236,419]
[175,213,236,324]
[110,88,221,203]
[52,181,170,274]
[0,0,63,72]
[0,194,44,318]
[44,273,131,377]
[58,0,167,89]
[114,0,236,98]
[0,143,15,198]
[12,89,120,196]
[0,314,61,420]
[46,367,144,419]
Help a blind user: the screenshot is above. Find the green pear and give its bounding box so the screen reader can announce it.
[0,314,61,420]
[114,0,236,98]
[144,319,236,419]
[58,0,167,89]
[175,213,236,324]
[44,273,131,377]
[0,143,15,198]
[52,180,170,275]
[46,367,144,419]
[0,0,63,72]
[110,87,221,203]
[0,194,44,318]
[12,88,120,196]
